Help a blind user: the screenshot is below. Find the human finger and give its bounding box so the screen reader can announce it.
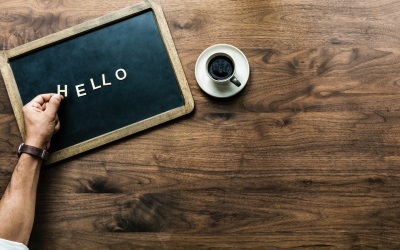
[54,119,61,134]
[31,93,55,105]
[30,102,43,111]
[54,113,60,132]
[45,94,62,117]
[54,112,59,124]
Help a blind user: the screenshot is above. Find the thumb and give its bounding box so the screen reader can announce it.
[45,94,62,117]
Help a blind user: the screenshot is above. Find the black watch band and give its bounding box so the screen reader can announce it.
[18,143,49,161]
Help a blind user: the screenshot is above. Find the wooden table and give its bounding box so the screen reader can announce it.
[1,0,400,248]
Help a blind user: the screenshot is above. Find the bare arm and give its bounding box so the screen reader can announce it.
[0,94,63,245]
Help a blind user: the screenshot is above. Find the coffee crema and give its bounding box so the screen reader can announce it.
[208,56,234,81]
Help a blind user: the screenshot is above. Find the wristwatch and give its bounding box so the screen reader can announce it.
[18,143,49,161]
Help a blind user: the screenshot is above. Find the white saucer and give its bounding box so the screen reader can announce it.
[195,44,250,98]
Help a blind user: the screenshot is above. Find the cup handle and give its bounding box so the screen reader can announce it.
[230,76,241,87]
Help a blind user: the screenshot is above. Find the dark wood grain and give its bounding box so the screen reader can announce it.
[2,0,400,249]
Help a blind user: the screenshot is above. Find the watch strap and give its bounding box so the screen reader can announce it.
[18,143,49,161]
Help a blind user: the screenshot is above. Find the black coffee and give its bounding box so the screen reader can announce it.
[208,55,234,80]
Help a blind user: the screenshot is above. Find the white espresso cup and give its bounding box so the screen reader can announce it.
[205,52,241,87]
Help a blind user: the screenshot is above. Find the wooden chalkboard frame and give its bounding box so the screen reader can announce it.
[0,0,194,165]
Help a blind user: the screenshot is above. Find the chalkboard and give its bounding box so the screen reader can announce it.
[0,0,194,164]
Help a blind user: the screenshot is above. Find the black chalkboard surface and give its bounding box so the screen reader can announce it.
[0,0,194,164]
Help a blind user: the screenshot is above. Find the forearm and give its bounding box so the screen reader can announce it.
[0,154,42,245]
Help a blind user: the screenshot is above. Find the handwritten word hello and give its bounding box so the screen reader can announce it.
[57,68,127,97]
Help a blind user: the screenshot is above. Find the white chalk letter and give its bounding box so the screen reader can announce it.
[90,78,101,90]
[115,68,127,81]
[57,85,68,97]
[102,74,111,86]
[76,84,86,97]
